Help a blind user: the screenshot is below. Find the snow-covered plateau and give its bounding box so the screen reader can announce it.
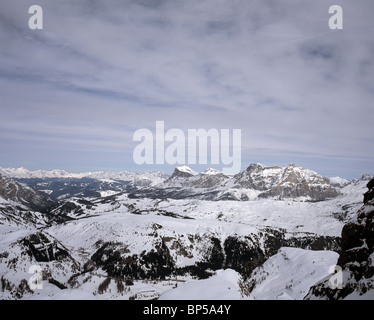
[0,165,372,300]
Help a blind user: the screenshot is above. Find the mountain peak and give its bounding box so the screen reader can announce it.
[287,163,298,168]
[175,166,198,176]
[246,163,266,171]
[329,176,350,188]
[202,168,224,176]
[168,166,199,180]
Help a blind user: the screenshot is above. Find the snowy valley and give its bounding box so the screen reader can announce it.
[0,163,373,300]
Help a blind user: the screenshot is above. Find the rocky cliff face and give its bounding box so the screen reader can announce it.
[160,163,339,201]
[337,178,374,279]
[257,164,338,200]
[233,163,283,190]
[305,178,374,299]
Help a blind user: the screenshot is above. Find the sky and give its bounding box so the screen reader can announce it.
[0,0,373,179]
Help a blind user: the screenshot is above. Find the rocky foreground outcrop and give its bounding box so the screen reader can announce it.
[305,178,374,299]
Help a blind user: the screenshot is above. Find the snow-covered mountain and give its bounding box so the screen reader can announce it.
[0,164,347,201]
[329,176,350,188]
[132,163,341,201]
[165,166,230,189]
[0,188,343,299]
[0,164,372,300]
[0,167,79,179]
[0,167,169,201]
[234,163,338,200]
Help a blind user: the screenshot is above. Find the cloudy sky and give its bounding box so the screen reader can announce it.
[0,0,373,178]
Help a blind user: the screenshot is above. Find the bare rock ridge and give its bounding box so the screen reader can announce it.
[305,177,374,299]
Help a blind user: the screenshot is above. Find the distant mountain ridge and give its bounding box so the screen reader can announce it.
[0,166,168,183]
[158,163,341,201]
[0,164,370,202]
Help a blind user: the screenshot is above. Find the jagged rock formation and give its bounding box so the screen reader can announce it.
[305,178,374,299]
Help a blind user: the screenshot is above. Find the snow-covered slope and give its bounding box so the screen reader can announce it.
[246,247,338,300]
[0,194,8,205]
[0,188,346,300]
[159,247,339,300]
[160,269,245,300]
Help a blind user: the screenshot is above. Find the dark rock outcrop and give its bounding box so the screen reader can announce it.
[20,232,77,265]
[305,178,374,299]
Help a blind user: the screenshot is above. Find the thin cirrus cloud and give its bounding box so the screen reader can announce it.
[0,0,373,178]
